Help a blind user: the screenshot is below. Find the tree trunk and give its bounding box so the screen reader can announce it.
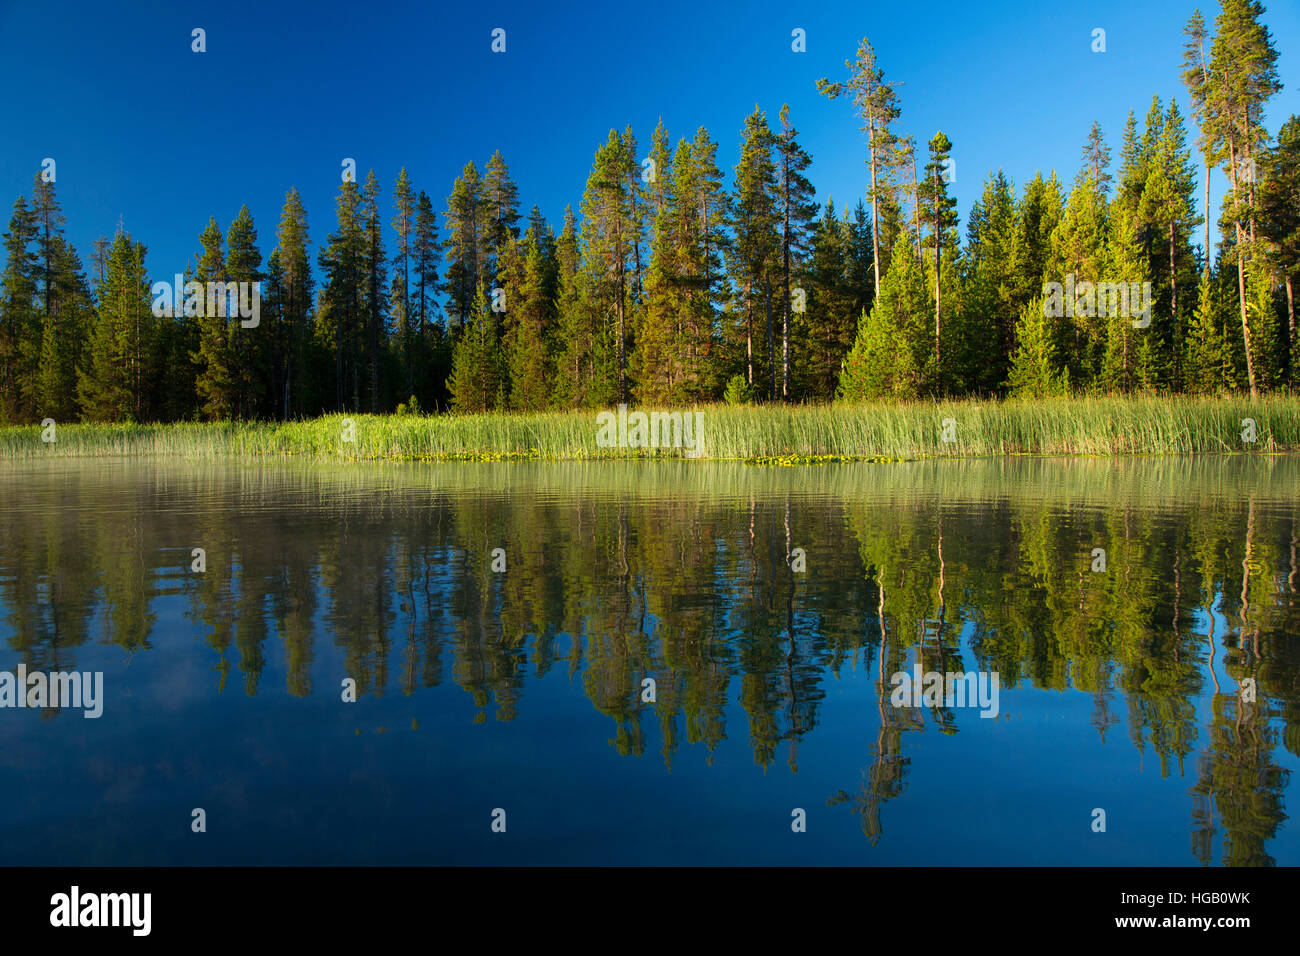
[782,170,791,401]
[1228,139,1258,399]
[1203,161,1211,276]
[1246,141,1257,245]
[369,310,379,413]
[934,211,942,374]
[1287,273,1296,386]
[868,117,881,306]
[616,267,626,404]
[1123,324,1129,386]
[404,256,412,398]
[1198,45,1211,275]
[1238,249,1256,398]
[1170,222,1179,385]
[746,290,753,386]
[911,153,921,257]
[765,274,775,401]
[335,324,344,411]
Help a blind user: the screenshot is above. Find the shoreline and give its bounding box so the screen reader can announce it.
[2,395,1299,461]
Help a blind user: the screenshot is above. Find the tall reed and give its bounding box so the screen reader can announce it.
[2,395,1297,461]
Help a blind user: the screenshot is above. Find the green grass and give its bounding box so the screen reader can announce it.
[2,394,1298,461]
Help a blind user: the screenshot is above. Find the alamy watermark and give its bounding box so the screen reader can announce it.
[889,665,1000,718]
[50,886,150,936]
[595,404,705,458]
[1042,273,1151,329]
[0,665,103,718]
[151,276,261,328]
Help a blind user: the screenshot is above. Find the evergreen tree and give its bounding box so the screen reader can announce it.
[680,128,729,399]
[633,193,679,405]
[1258,115,1300,383]
[552,206,605,408]
[0,196,38,422]
[795,200,854,401]
[645,119,673,222]
[577,130,640,403]
[1050,131,1113,386]
[1006,295,1070,398]
[960,172,1017,393]
[525,205,560,310]
[1185,271,1231,392]
[624,126,648,312]
[448,283,505,412]
[28,176,87,421]
[361,170,388,412]
[1143,100,1202,388]
[1081,121,1114,193]
[1181,9,1215,273]
[1009,172,1065,317]
[35,238,93,421]
[481,151,521,286]
[838,234,931,401]
[155,259,200,422]
[77,231,153,421]
[917,131,959,384]
[634,131,728,404]
[443,162,483,329]
[193,218,237,419]
[31,174,67,330]
[845,200,876,322]
[495,231,525,390]
[898,135,922,257]
[412,189,447,408]
[1100,211,1154,391]
[874,177,907,281]
[774,104,818,399]
[505,233,552,410]
[391,168,416,399]
[1108,110,1157,391]
[317,179,366,410]
[413,190,440,327]
[818,37,902,306]
[1202,0,1282,397]
[90,236,110,292]
[269,188,313,419]
[1243,258,1282,390]
[728,107,780,397]
[224,205,263,417]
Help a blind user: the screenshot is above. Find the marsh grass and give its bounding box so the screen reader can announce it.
[2,395,1298,461]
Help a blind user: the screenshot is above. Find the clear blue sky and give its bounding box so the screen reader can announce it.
[1,0,1297,283]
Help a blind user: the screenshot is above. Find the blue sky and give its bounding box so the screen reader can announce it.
[1,0,1298,282]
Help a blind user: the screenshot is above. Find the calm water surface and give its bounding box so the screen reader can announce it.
[0,457,1297,865]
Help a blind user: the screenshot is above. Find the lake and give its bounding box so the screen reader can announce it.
[0,456,1297,865]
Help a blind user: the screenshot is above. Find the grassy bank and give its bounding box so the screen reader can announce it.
[2,395,1298,461]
